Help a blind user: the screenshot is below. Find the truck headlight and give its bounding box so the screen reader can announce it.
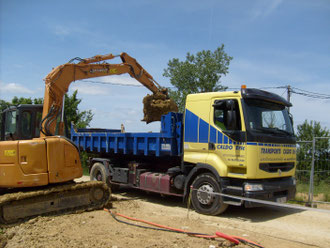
[244,183,263,192]
[292,177,296,185]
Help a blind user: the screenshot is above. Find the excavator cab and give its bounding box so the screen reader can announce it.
[0,104,43,141]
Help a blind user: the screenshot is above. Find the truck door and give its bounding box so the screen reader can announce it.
[208,98,247,176]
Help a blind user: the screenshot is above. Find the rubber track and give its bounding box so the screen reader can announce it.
[0,181,111,224]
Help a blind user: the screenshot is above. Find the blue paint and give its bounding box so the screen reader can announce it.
[210,126,217,143]
[71,112,183,157]
[184,109,198,143]
[199,118,209,143]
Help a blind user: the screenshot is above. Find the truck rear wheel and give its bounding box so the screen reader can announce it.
[191,173,228,215]
[90,163,107,183]
[90,162,119,191]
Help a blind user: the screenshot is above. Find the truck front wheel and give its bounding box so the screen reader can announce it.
[191,173,228,215]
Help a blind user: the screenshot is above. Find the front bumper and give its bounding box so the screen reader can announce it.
[244,177,296,207]
[221,177,296,208]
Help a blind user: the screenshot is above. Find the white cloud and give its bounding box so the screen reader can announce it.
[250,0,283,20]
[53,25,71,36]
[98,75,142,86]
[68,75,145,96]
[51,24,93,38]
[69,83,110,96]
[0,81,35,95]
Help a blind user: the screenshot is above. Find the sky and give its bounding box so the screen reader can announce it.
[0,0,329,132]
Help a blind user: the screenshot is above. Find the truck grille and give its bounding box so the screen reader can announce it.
[259,162,294,173]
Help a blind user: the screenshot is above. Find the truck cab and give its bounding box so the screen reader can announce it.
[184,87,296,212]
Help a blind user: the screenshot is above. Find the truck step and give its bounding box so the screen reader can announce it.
[223,200,242,206]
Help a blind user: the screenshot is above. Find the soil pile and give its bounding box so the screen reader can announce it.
[142,92,178,123]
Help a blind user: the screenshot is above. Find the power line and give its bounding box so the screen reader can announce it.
[79,80,330,100]
[291,87,330,100]
[80,80,143,87]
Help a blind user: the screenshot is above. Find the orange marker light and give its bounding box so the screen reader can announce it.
[241,85,247,89]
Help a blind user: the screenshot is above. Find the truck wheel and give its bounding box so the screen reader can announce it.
[191,173,228,215]
[90,162,120,191]
[90,162,107,183]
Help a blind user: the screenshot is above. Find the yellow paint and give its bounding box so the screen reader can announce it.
[184,90,296,180]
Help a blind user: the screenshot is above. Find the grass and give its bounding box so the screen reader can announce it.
[82,164,90,176]
[295,180,330,202]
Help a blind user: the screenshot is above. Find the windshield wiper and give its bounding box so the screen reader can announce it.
[253,127,292,136]
[271,128,293,136]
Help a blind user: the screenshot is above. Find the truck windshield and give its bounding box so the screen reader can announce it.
[244,99,294,136]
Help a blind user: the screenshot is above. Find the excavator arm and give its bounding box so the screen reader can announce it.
[41,52,177,136]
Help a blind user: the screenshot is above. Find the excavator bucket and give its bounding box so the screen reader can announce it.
[142,91,178,123]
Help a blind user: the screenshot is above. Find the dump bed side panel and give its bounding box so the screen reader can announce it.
[71,112,183,157]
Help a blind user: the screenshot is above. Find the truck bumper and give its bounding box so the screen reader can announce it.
[243,177,296,208]
[221,177,296,208]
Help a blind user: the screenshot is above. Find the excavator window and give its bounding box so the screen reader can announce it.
[35,111,42,137]
[4,110,18,140]
[21,111,32,139]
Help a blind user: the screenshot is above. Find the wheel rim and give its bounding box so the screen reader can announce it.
[196,184,215,205]
[95,171,103,181]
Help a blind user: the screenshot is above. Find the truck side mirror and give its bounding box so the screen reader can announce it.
[226,110,237,130]
[226,100,237,130]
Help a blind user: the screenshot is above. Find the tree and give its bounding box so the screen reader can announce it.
[296,120,329,182]
[163,45,233,112]
[64,90,93,132]
[296,120,329,142]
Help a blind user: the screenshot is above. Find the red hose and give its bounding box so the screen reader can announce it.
[104,208,264,247]
[231,235,264,248]
[216,232,240,244]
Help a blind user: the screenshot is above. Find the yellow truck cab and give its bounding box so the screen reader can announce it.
[183,87,296,213]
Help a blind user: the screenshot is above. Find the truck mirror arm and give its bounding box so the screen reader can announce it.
[223,130,246,142]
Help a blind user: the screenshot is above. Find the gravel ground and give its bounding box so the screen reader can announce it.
[1,176,329,248]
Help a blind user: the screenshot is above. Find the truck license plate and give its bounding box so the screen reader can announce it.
[276,197,287,203]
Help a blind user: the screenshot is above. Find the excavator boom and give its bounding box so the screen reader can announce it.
[41,52,177,136]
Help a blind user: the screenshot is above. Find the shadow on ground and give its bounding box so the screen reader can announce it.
[112,186,303,223]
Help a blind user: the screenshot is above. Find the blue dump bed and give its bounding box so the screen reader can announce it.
[71,112,183,157]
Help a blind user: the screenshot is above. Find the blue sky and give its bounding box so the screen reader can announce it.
[1,0,329,132]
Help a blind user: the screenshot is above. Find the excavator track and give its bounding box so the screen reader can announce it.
[0,181,110,224]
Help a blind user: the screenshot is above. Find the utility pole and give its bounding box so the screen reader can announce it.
[287,85,291,113]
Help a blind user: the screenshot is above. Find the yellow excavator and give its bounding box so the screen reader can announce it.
[0,52,177,223]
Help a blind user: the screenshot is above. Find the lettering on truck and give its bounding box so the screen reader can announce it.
[261,148,281,154]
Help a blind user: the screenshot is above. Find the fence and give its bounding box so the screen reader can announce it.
[296,137,330,206]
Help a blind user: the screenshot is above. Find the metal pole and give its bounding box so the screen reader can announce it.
[308,137,316,206]
[61,96,65,123]
[287,85,291,113]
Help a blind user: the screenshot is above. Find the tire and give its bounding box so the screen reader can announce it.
[90,162,107,183]
[190,173,228,215]
[90,162,120,191]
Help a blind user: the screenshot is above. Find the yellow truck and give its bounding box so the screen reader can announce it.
[72,86,297,215]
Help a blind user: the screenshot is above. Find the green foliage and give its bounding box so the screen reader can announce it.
[296,120,329,182]
[296,120,329,142]
[64,90,93,135]
[11,96,43,105]
[80,151,91,175]
[163,45,232,112]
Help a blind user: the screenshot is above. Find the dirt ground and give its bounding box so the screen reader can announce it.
[1,177,329,248]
